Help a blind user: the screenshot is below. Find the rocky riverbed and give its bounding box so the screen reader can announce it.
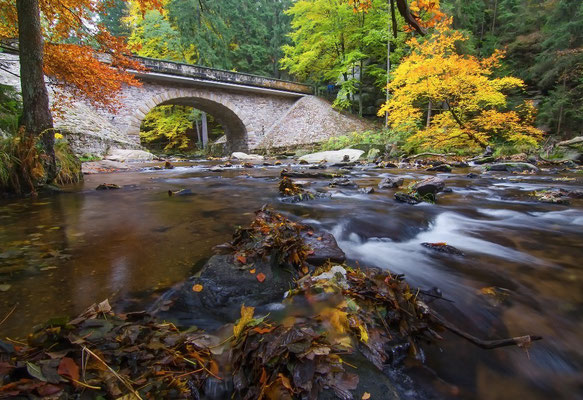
[1,151,582,399]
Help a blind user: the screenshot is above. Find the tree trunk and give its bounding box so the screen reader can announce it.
[491,0,498,34]
[16,0,55,179]
[426,101,432,128]
[201,112,208,149]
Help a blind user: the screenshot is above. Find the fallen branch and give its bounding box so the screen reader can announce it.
[431,311,542,350]
[406,152,457,160]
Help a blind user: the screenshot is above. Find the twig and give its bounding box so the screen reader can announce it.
[82,346,143,400]
[430,311,542,350]
[407,152,456,159]
[0,304,17,327]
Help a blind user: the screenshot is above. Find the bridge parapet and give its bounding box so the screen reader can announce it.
[134,56,313,95]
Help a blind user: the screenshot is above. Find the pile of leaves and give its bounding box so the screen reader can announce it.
[0,300,217,399]
[286,263,445,369]
[225,206,313,276]
[230,305,359,400]
[279,176,306,197]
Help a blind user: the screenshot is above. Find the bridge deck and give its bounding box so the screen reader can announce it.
[134,56,313,95]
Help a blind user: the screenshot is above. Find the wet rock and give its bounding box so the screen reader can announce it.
[274,160,282,166]
[426,164,452,172]
[209,167,224,172]
[452,161,469,168]
[471,156,496,165]
[153,255,292,330]
[467,172,480,179]
[412,177,446,197]
[262,162,272,166]
[303,232,346,266]
[298,149,365,164]
[487,162,539,173]
[378,176,404,189]
[367,148,380,161]
[281,170,342,179]
[243,162,254,168]
[223,162,233,167]
[96,183,121,190]
[231,152,264,161]
[168,189,193,197]
[359,187,375,194]
[106,149,155,162]
[164,161,174,169]
[329,178,357,187]
[394,192,421,204]
[421,242,464,256]
[532,189,572,205]
[299,159,309,165]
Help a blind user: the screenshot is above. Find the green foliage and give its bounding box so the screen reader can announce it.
[441,0,583,137]
[321,129,393,151]
[125,0,293,77]
[54,140,82,186]
[140,105,197,151]
[0,84,21,134]
[281,0,407,112]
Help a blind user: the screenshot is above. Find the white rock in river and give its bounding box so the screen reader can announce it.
[231,152,265,161]
[106,149,155,162]
[298,149,364,163]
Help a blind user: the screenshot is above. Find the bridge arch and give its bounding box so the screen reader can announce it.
[126,89,254,152]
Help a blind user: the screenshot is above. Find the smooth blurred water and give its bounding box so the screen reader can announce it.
[0,161,582,399]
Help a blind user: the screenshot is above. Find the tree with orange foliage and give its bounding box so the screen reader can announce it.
[0,0,160,183]
[378,21,545,152]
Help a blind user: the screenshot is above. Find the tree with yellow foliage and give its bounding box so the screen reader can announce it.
[379,20,545,152]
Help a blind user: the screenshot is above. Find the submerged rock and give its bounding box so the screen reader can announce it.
[394,192,421,204]
[231,152,264,161]
[378,176,404,189]
[427,164,452,172]
[96,183,121,190]
[467,172,480,179]
[359,187,375,194]
[299,149,365,164]
[471,156,496,165]
[421,242,464,256]
[487,162,539,173]
[329,177,357,187]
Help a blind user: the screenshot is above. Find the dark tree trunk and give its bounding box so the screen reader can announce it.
[16,0,55,180]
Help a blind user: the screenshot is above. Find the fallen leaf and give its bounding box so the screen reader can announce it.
[236,255,247,264]
[362,393,371,400]
[233,305,255,338]
[57,357,79,382]
[192,284,203,292]
[256,273,266,283]
[479,287,497,296]
[249,269,256,274]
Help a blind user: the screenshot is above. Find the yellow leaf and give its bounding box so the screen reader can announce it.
[479,287,497,296]
[362,393,371,399]
[233,305,255,338]
[358,325,369,344]
[192,284,203,292]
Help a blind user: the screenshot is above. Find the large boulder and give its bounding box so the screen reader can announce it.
[299,149,365,164]
[231,152,265,161]
[486,162,539,173]
[412,177,446,197]
[105,149,155,162]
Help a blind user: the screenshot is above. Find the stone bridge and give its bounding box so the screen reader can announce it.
[0,53,374,155]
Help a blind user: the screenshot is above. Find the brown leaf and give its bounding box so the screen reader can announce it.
[57,357,79,382]
[236,255,247,264]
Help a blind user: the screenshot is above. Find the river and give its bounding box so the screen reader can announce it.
[0,160,582,399]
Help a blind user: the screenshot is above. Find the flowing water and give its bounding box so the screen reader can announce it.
[0,160,582,399]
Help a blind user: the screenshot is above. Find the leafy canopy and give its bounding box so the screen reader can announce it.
[0,0,162,111]
[379,21,544,151]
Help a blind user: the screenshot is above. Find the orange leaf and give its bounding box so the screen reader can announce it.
[278,373,293,392]
[253,326,276,334]
[58,357,79,382]
[362,393,371,400]
[249,269,256,274]
[192,284,203,292]
[256,273,266,283]
[236,255,247,264]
